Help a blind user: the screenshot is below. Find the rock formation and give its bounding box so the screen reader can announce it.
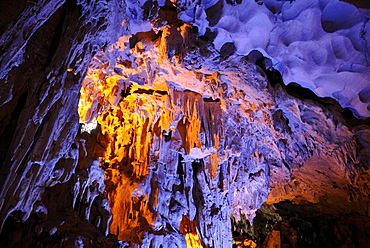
[0,0,369,247]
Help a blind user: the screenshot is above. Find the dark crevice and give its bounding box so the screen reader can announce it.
[286,83,370,127]
[0,0,27,36]
[218,163,224,190]
[203,97,220,102]
[132,88,168,95]
[163,129,172,142]
[248,169,264,179]
[205,0,224,27]
[0,90,28,175]
[177,154,184,175]
[129,30,160,49]
[272,109,292,134]
[45,7,67,65]
[271,200,369,248]
[219,42,236,58]
[282,159,291,170]
[0,213,39,248]
[198,28,218,42]
[141,0,159,21]
[226,0,243,5]
[121,84,132,98]
[192,159,206,247]
[256,57,283,87]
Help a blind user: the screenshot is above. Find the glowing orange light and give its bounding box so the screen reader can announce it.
[185,233,203,248]
[234,239,257,248]
[180,215,203,248]
[77,33,228,245]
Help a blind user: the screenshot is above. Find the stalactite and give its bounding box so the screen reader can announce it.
[1,0,369,247]
[77,20,370,246]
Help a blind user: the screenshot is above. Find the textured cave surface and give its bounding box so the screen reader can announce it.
[0,0,370,247]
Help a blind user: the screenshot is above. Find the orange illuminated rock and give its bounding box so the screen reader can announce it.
[77,16,370,247]
[180,215,203,248]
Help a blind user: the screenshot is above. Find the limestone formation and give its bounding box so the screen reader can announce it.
[0,0,369,247]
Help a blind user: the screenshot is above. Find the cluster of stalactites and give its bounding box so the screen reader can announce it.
[77,32,278,246]
[78,37,224,245]
[77,15,366,246]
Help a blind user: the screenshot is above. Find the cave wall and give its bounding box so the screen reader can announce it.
[0,0,125,246]
[0,0,369,247]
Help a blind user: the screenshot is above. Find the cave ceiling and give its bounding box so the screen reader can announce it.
[0,0,369,247]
